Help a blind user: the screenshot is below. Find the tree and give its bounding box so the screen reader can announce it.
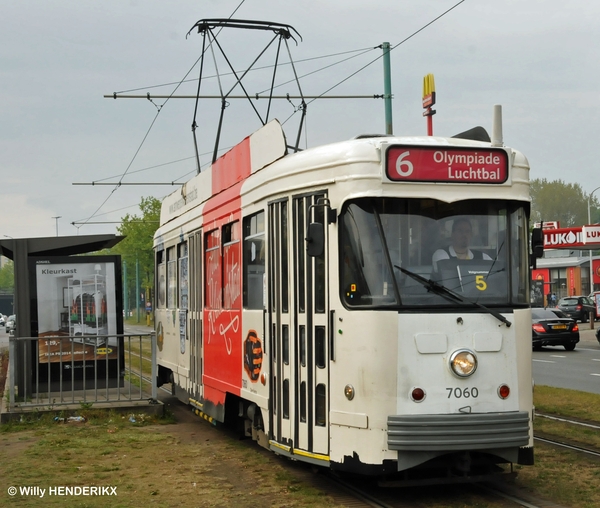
[112,197,161,309]
[0,259,14,291]
[530,179,600,227]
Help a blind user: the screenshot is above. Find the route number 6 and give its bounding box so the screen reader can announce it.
[394,151,414,177]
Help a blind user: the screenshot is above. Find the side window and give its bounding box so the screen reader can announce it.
[166,246,177,309]
[178,242,189,310]
[313,195,326,313]
[223,221,240,309]
[157,250,166,309]
[205,229,221,309]
[243,211,265,309]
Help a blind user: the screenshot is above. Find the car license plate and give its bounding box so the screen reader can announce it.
[552,324,567,330]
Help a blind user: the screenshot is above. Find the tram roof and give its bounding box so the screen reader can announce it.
[155,120,529,245]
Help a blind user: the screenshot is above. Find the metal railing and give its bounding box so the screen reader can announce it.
[7,333,157,412]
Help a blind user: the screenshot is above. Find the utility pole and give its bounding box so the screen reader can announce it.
[123,261,129,319]
[588,186,600,294]
[136,255,140,323]
[382,42,393,135]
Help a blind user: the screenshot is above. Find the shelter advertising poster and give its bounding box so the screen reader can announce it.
[29,256,124,388]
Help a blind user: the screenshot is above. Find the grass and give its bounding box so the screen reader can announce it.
[532,384,600,449]
[0,409,337,507]
[534,384,600,421]
[514,444,600,508]
[503,385,600,508]
[2,381,600,507]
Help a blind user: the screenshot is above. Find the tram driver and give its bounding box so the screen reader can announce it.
[431,217,492,274]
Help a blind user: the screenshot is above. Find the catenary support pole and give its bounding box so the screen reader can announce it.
[382,42,393,135]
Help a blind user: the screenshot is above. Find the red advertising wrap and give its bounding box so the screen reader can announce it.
[386,146,508,183]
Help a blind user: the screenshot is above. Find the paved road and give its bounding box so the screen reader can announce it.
[533,325,600,394]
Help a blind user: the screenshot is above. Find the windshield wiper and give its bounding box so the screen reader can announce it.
[394,265,512,327]
[486,237,504,282]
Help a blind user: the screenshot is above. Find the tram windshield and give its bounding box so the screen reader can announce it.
[340,198,529,309]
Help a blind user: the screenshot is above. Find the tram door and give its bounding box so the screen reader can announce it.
[187,230,203,399]
[268,193,329,457]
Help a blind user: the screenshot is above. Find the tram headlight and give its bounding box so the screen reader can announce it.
[449,349,478,378]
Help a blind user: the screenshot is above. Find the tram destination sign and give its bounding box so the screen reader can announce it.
[385,146,508,183]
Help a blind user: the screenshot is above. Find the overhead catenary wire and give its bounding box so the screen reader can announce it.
[106,94,384,100]
[75,0,248,230]
[304,0,466,106]
[83,156,197,184]
[79,0,466,229]
[111,46,377,95]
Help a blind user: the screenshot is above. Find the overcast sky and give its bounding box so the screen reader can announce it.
[2,0,598,239]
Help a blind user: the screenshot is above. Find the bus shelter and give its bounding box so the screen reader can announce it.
[0,235,123,399]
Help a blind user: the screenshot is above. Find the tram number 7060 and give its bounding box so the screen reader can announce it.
[446,387,479,399]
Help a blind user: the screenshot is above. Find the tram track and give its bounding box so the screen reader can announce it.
[535,411,600,430]
[142,373,597,506]
[534,411,600,459]
[534,435,600,458]
[154,390,598,506]
[294,418,600,508]
[291,422,600,508]
[318,472,552,508]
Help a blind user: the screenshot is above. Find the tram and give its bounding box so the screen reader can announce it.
[153,108,542,480]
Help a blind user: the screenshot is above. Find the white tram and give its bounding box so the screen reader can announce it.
[154,111,541,480]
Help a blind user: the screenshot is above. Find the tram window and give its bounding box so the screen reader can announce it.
[300,325,306,367]
[223,221,240,309]
[157,250,166,309]
[243,212,265,309]
[205,229,221,309]
[283,379,289,419]
[282,324,289,365]
[315,384,326,427]
[281,201,289,313]
[178,242,189,310]
[510,208,529,304]
[300,381,307,422]
[340,198,526,308]
[296,199,306,313]
[188,231,202,312]
[313,196,326,313]
[167,246,177,309]
[315,326,326,368]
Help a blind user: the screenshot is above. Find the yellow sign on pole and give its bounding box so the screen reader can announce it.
[422,73,436,108]
[422,73,436,135]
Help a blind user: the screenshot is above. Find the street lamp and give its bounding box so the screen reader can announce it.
[587,186,600,293]
[52,216,61,237]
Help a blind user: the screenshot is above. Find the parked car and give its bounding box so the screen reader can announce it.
[596,326,600,344]
[5,314,16,334]
[557,296,596,323]
[0,315,5,326]
[532,307,579,351]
